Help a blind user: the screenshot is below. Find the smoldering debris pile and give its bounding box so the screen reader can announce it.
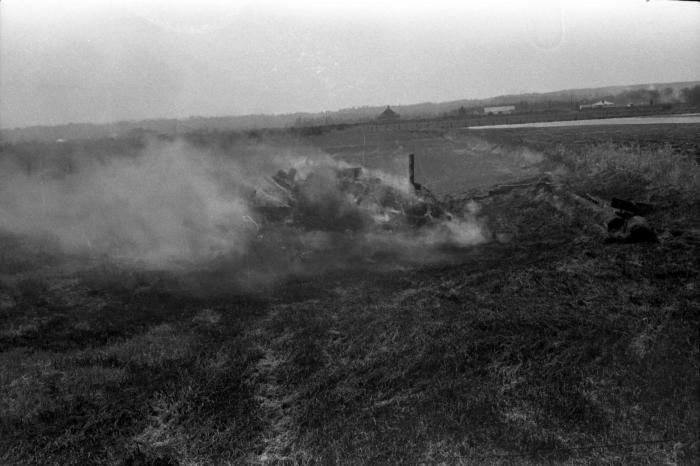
[248,165,452,233]
[214,162,487,286]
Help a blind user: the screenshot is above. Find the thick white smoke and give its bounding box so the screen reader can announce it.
[0,140,253,266]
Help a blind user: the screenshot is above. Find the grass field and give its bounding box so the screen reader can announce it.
[464,123,700,158]
[1,124,698,465]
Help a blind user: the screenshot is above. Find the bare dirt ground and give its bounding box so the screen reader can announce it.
[1,125,698,465]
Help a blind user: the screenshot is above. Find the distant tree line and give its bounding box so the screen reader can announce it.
[681,85,700,106]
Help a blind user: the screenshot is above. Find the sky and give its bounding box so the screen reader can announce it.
[1,0,699,128]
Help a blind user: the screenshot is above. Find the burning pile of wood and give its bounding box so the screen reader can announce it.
[247,164,451,233]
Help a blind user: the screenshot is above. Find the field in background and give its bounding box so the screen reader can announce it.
[468,113,700,129]
[305,123,700,196]
[1,124,699,465]
[464,123,700,157]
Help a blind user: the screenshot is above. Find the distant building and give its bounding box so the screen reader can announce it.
[377,106,400,121]
[579,100,616,110]
[483,105,515,115]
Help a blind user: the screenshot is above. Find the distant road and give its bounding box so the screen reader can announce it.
[467,113,700,129]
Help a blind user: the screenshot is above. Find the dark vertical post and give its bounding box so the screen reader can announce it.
[408,153,415,190]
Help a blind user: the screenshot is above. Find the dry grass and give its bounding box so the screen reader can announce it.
[557,142,700,197]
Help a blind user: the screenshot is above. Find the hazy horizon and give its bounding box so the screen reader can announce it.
[3,77,700,131]
[1,0,699,129]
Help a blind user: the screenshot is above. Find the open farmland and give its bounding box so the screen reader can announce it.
[1,123,699,465]
[304,128,544,197]
[464,123,700,158]
[304,122,700,196]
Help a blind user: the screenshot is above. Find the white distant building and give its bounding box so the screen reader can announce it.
[484,105,515,115]
[579,100,616,110]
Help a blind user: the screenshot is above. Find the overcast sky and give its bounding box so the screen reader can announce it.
[1,0,699,128]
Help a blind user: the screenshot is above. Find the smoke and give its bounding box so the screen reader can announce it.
[0,138,487,288]
[0,140,253,266]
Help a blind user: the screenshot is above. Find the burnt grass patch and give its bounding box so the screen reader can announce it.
[1,133,699,464]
